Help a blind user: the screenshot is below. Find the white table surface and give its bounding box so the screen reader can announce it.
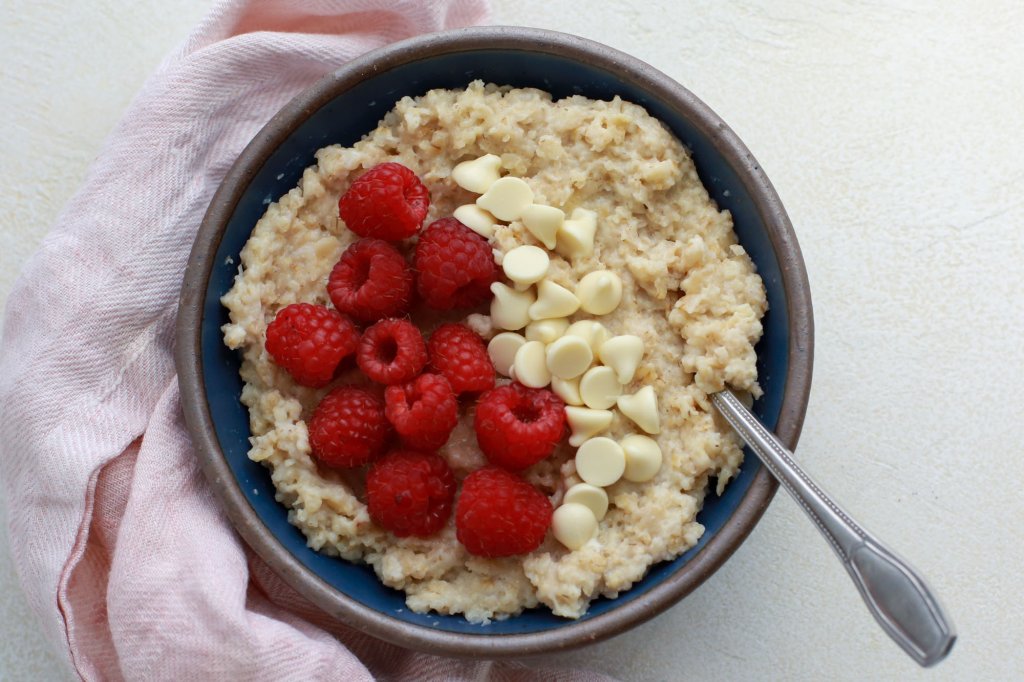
[2,1,1022,679]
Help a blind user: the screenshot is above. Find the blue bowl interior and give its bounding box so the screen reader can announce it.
[201,50,788,635]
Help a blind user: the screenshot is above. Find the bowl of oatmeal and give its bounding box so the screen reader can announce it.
[176,26,813,656]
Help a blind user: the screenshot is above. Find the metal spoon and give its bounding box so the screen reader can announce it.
[711,390,956,667]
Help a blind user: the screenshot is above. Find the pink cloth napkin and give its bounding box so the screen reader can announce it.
[0,2,614,679]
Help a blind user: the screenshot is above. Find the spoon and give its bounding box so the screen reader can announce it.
[711,390,956,667]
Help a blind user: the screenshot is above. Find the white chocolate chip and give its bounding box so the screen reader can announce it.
[464,313,495,340]
[546,335,593,380]
[512,340,551,388]
[617,385,661,434]
[521,204,563,250]
[575,437,626,487]
[621,434,663,482]
[579,366,623,410]
[451,154,501,194]
[529,280,580,320]
[576,270,623,315]
[565,406,613,447]
[564,320,611,355]
[598,335,645,384]
[476,177,534,221]
[552,503,598,550]
[563,483,609,521]
[525,318,569,344]
[502,245,549,288]
[453,204,498,238]
[490,282,534,331]
[487,332,526,377]
[551,375,583,405]
[555,207,597,259]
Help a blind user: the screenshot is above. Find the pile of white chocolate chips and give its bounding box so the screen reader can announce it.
[452,155,665,551]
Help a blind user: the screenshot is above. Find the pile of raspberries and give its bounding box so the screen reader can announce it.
[263,163,567,557]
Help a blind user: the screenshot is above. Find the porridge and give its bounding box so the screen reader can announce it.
[221,81,766,622]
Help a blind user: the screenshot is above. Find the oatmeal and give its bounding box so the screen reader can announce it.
[221,81,767,621]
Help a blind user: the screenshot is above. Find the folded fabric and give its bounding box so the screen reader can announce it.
[0,1,612,678]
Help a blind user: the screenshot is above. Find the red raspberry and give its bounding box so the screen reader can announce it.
[414,218,498,310]
[264,303,359,388]
[338,162,430,241]
[474,383,566,470]
[327,239,413,324]
[455,467,552,557]
[384,373,458,451]
[427,323,495,395]
[356,318,428,385]
[366,450,456,537]
[308,386,391,468]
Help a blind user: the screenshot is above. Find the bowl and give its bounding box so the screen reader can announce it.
[175,26,814,657]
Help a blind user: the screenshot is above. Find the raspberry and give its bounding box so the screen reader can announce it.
[366,450,456,537]
[327,239,413,324]
[474,383,566,470]
[455,467,552,557]
[356,318,428,385]
[338,162,430,241]
[427,323,495,395]
[384,373,458,451]
[308,386,391,468]
[414,218,498,310]
[264,303,359,388]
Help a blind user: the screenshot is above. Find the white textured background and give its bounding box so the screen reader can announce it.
[2,1,1022,680]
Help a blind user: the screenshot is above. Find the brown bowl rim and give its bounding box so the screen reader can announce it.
[175,25,814,658]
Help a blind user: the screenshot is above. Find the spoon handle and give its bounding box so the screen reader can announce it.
[711,390,956,667]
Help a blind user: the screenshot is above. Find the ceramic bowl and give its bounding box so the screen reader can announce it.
[175,26,814,657]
